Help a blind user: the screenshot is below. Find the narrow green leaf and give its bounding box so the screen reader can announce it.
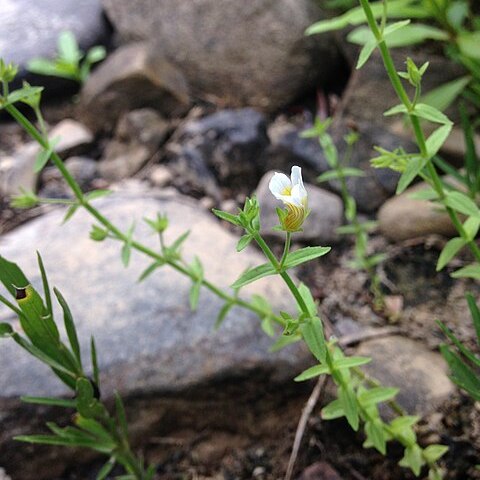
[384,104,408,117]
[444,191,480,218]
[236,234,253,252]
[169,230,190,254]
[261,316,275,337]
[321,399,345,420]
[84,189,112,201]
[34,139,59,173]
[356,38,377,69]
[96,458,115,480]
[426,124,452,158]
[421,76,471,112]
[436,237,466,271]
[451,264,480,279]
[20,396,76,408]
[231,263,276,289]
[365,420,386,454]
[396,157,425,194]
[358,387,399,407]
[298,283,317,316]
[466,293,480,346]
[91,336,100,388]
[121,243,131,267]
[189,281,201,311]
[301,316,326,363]
[63,204,79,223]
[333,356,371,370]
[339,385,359,431]
[294,363,329,382]
[399,445,425,475]
[440,345,480,401]
[437,320,480,368]
[0,255,29,296]
[214,302,233,330]
[137,260,165,282]
[413,103,453,125]
[58,31,82,65]
[283,246,331,269]
[115,392,129,439]
[212,209,240,226]
[36,252,53,320]
[11,332,75,378]
[54,287,81,366]
[407,187,438,201]
[423,445,449,464]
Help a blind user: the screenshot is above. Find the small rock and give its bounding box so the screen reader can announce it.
[167,108,269,198]
[177,108,269,185]
[48,119,93,157]
[167,145,221,200]
[115,108,169,151]
[80,42,190,132]
[298,461,343,480]
[378,182,457,241]
[0,143,38,197]
[99,142,150,181]
[255,170,343,243]
[265,115,329,176]
[65,157,98,189]
[102,0,342,111]
[356,336,454,415]
[149,165,172,188]
[39,156,98,198]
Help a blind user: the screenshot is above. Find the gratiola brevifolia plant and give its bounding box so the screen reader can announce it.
[0,58,448,478]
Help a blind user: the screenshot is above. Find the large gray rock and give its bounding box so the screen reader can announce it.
[102,0,342,112]
[80,43,190,132]
[0,189,309,399]
[0,0,109,92]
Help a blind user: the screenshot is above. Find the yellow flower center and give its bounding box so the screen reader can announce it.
[281,186,292,196]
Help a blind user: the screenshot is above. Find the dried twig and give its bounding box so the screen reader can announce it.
[284,375,328,480]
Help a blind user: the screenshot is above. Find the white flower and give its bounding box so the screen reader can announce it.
[269,166,308,232]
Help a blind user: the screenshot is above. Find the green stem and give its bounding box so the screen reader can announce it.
[279,232,291,269]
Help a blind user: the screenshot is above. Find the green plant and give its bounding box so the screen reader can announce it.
[27,31,106,84]
[0,59,449,478]
[438,293,480,401]
[0,255,155,480]
[302,118,386,310]
[309,3,480,467]
[307,0,480,115]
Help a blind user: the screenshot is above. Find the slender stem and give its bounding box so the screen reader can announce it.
[279,232,291,269]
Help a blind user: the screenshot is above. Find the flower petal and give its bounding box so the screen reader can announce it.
[290,166,303,188]
[269,172,291,198]
[290,183,307,207]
